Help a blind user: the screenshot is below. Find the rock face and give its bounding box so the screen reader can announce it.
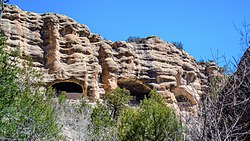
[0,4,221,114]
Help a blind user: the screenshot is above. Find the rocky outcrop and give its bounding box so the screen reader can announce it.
[0,4,221,114]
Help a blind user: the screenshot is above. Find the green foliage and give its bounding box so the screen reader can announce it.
[126,36,146,43]
[104,87,131,121]
[58,91,67,104]
[172,41,184,51]
[91,87,131,140]
[91,102,116,140]
[118,90,183,141]
[91,88,183,141]
[0,32,61,140]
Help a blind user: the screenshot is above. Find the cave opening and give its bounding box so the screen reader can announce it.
[175,95,192,107]
[51,82,83,99]
[117,81,151,105]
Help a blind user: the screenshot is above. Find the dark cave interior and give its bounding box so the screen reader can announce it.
[117,81,151,105]
[51,82,83,99]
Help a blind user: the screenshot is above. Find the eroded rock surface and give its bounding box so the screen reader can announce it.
[1,4,221,115]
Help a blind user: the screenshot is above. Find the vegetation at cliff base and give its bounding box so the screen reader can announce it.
[0,32,61,140]
[91,88,183,141]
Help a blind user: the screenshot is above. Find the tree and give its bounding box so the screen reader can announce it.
[184,72,250,141]
[104,87,131,122]
[171,41,184,51]
[234,19,250,51]
[0,32,61,140]
[126,36,146,43]
[118,90,183,141]
[184,21,250,140]
[90,87,131,140]
[56,98,93,141]
[91,88,183,141]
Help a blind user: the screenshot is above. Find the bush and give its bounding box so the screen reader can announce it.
[172,41,184,51]
[90,87,131,140]
[126,36,146,43]
[118,90,183,141]
[184,66,250,140]
[0,32,61,140]
[56,99,92,140]
[91,88,183,141]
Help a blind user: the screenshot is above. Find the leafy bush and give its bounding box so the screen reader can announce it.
[0,32,61,140]
[126,36,146,43]
[91,88,183,141]
[91,87,131,140]
[118,90,183,141]
[172,41,184,51]
[104,87,131,122]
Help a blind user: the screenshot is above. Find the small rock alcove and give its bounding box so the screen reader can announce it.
[175,95,193,107]
[51,82,83,99]
[172,86,197,108]
[117,80,151,105]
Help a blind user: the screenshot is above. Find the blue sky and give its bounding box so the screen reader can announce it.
[8,0,250,66]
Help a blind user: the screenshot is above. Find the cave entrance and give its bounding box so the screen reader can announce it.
[117,81,151,106]
[175,95,193,107]
[51,82,83,99]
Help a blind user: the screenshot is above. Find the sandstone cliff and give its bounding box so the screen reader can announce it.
[0,4,221,114]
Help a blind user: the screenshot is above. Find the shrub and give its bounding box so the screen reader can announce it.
[172,41,184,51]
[118,90,183,141]
[90,87,131,140]
[184,65,250,140]
[104,87,131,122]
[0,32,61,140]
[56,99,92,140]
[91,88,183,141]
[126,36,146,43]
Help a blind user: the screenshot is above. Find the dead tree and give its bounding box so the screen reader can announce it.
[184,22,250,141]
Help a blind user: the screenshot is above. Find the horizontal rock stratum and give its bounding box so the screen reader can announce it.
[1,4,222,114]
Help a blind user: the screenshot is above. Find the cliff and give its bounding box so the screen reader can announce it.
[0,4,222,114]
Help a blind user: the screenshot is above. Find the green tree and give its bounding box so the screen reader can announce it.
[104,87,131,122]
[91,101,116,140]
[91,87,131,140]
[91,88,183,141]
[0,32,61,140]
[118,90,183,141]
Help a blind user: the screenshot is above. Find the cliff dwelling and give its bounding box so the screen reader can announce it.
[0,4,222,117]
[175,95,193,107]
[117,80,151,105]
[51,82,83,99]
